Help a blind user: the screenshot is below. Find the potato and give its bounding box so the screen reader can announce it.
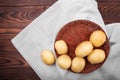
[90,30,106,47]
[41,50,55,65]
[55,40,68,55]
[71,57,85,73]
[57,55,71,69]
[75,41,93,57]
[87,49,106,64]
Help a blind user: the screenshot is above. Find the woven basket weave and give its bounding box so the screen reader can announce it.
[55,20,110,73]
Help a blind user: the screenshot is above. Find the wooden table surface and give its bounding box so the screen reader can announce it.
[0,0,120,80]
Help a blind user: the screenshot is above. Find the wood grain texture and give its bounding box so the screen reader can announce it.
[0,0,56,6]
[0,28,23,34]
[0,0,120,80]
[0,68,39,80]
[97,0,120,3]
[0,6,49,28]
[0,34,16,40]
[0,52,29,68]
[98,4,120,23]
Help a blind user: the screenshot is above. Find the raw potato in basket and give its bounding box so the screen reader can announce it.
[75,41,93,57]
[55,40,68,55]
[71,57,86,73]
[87,49,106,64]
[57,55,71,69]
[90,30,106,47]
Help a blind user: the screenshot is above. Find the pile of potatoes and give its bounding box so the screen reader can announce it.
[41,30,106,73]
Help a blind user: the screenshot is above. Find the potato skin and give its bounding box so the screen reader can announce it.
[90,30,106,47]
[71,57,85,73]
[57,55,71,69]
[41,50,55,65]
[75,41,93,57]
[55,40,68,55]
[87,49,106,64]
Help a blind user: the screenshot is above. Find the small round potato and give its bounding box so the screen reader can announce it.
[90,30,106,47]
[87,49,106,64]
[55,40,68,55]
[71,57,85,73]
[41,50,55,65]
[75,41,93,57]
[57,55,71,69]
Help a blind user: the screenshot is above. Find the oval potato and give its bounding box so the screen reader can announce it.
[87,49,106,64]
[75,41,93,57]
[57,55,71,69]
[55,40,68,55]
[90,30,106,47]
[41,50,55,65]
[71,57,85,73]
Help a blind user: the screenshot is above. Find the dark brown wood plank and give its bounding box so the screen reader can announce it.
[97,0,120,3]
[0,6,49,28]
[0,0,56,6]
[98,3,120,23]
[0,40,13,47]
[0,52,40,80]
[0,68,40,80]
[0,39,17,52]
[0,28,23,34]
[0,39,16,53]
[0,46,17,52]
[0,34,16,40]
[0,52,29,68]
[0,52,23,58]
[0,5,120,28]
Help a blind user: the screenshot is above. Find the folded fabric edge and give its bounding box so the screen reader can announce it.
[106,23,120,43]
[11,39,45,79]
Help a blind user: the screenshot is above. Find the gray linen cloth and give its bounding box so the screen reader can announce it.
[11,0,120,80]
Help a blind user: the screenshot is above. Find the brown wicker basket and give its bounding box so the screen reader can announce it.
[54,20,110,73]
